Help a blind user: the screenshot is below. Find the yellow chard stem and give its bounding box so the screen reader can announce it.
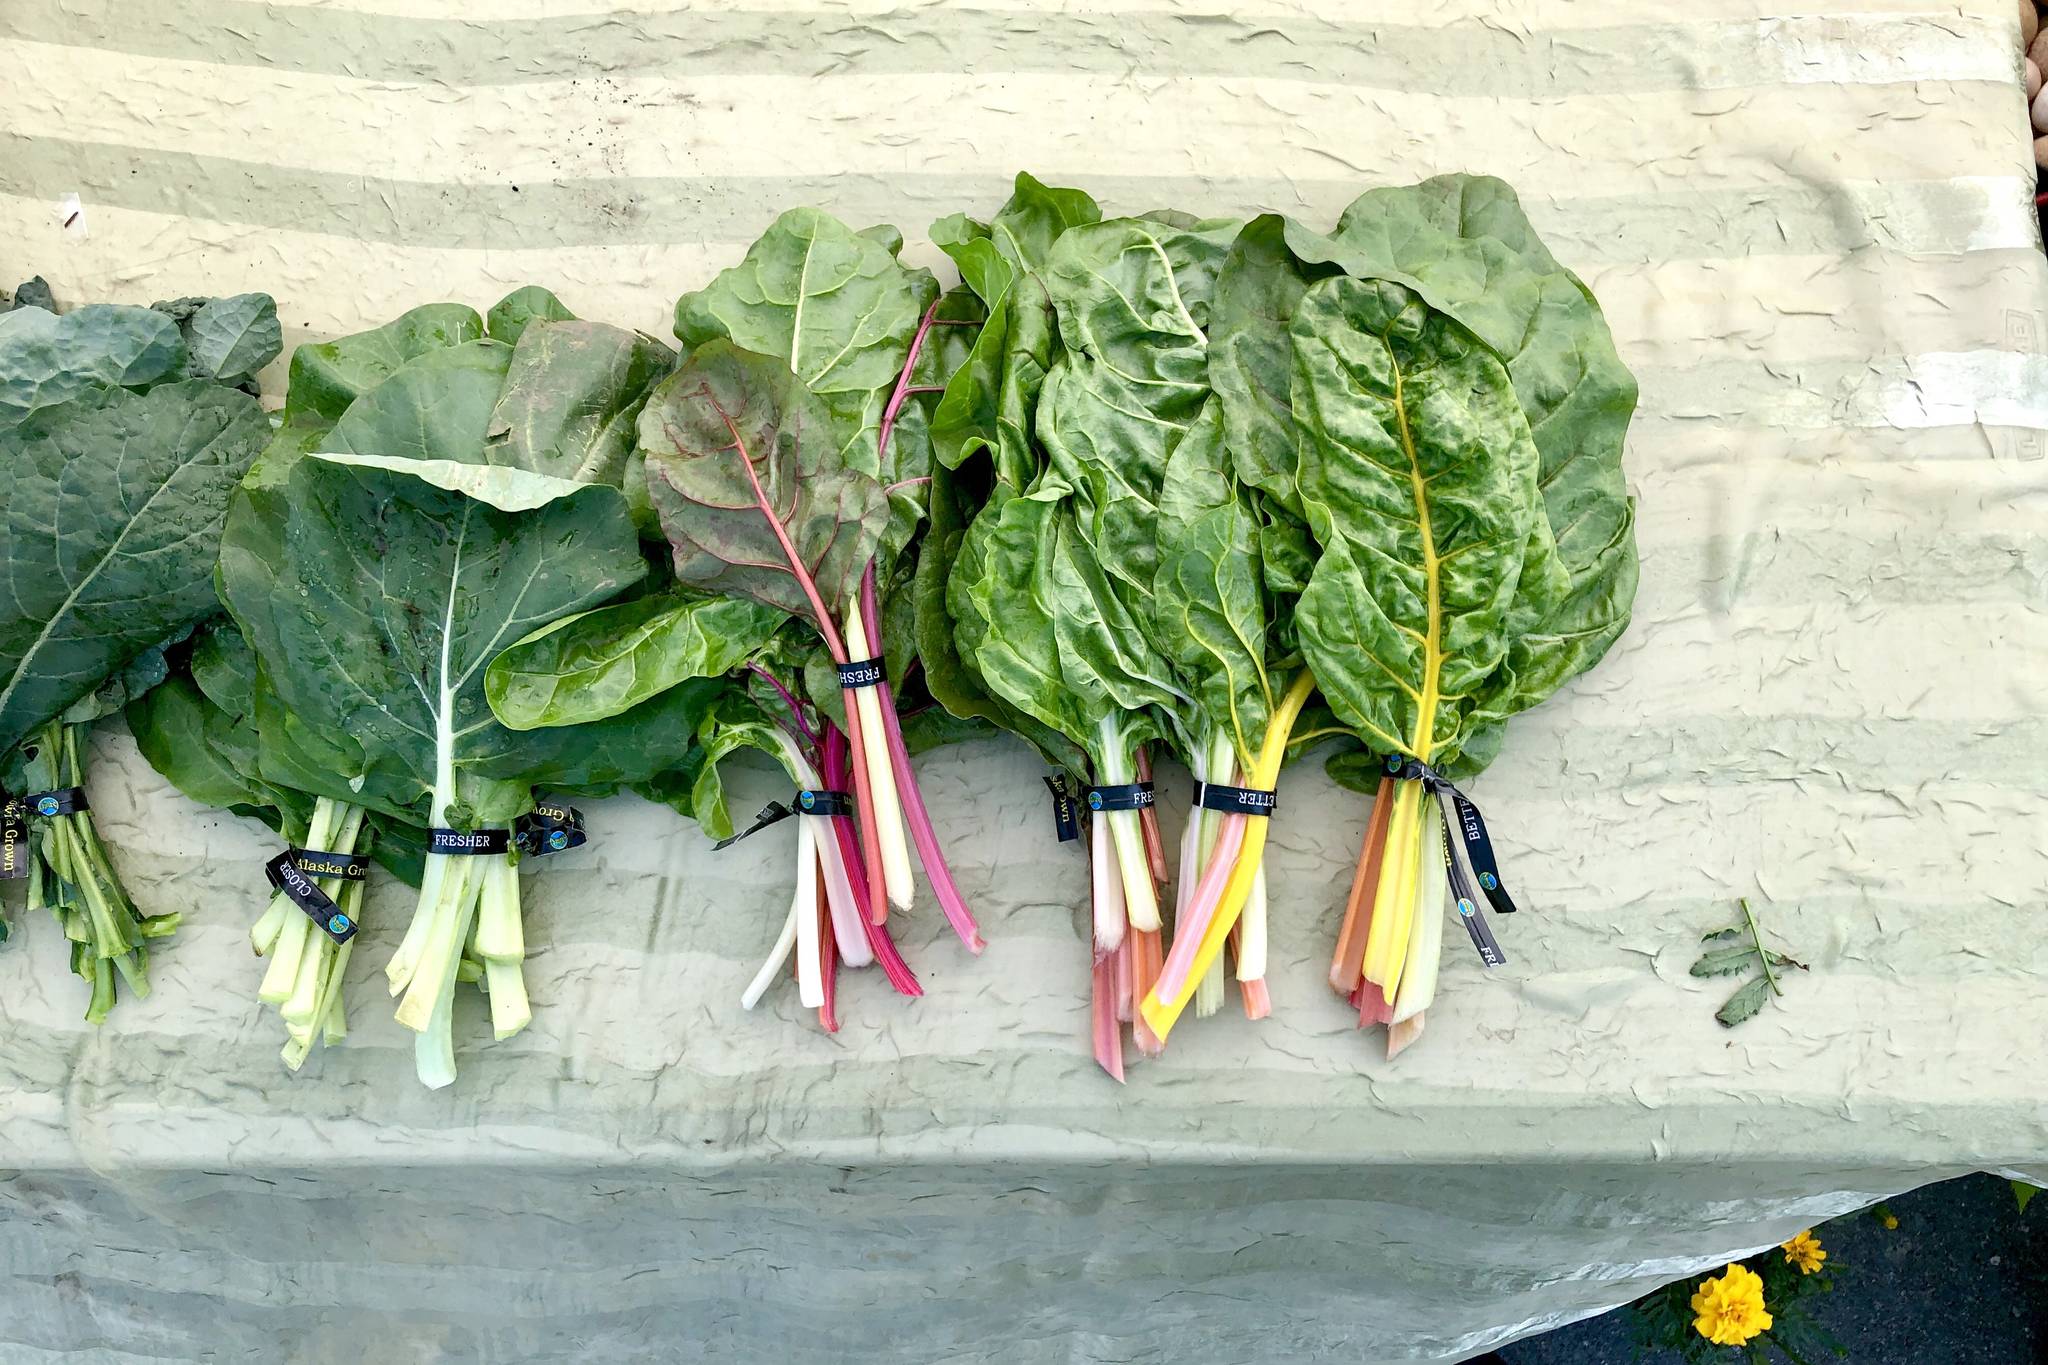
[1139,671,1317,1041]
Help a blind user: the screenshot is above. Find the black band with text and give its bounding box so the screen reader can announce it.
[428,827,510,856]
[835,657,886,689]
[514,797,586,857]
[0,797,27,879]
[264,851,359,945]
[1043,774,1081,843]
[1382,754,1519,917]
[1436,802,1506,968]
[1192,781,1277,816]
[1085,782,1155,813]
[292,848,369,881]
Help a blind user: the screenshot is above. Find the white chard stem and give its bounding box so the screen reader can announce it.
[1091,808,1127,953]
[793,815,824,1008]
[843,599,914,910]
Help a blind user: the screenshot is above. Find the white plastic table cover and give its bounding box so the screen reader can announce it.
[4,1,2048,1361]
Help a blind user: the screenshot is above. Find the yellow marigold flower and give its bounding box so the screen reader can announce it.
[1882,1211,1899,1230]
[1691,1263,1773,1347]
[1783,1230,1827,1274]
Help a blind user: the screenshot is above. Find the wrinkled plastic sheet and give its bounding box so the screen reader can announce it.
[4,1,2048,1360]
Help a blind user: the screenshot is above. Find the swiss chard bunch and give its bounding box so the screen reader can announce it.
[641,208,987,958]
[0,283,280,1019]
[1166,176,1639,1057]
[485,592,928,1026]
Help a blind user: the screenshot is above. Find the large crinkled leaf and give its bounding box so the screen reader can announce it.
[913,468,1077,769]
[674,208,937,477]
[1036,215,1239,595]
[1314,177,1639,693]
[484,590,785,730]
[0,380,268,751]
[1045,499,1186,736]
[1207,215,1333,598]
[947,487,1101,753]
[1292,277,1561,767]
[949,485,1167,765]
[1153,402,1272,768]
[0,305,185,426]
[640,340,888,623]
[281,303,486,424]
[219,458,647,823]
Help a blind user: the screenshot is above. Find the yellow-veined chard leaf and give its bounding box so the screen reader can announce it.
[1291,277,1563,768]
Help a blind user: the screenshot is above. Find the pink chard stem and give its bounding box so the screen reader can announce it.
[1153,813,1249,1002]
[860,299,984,955]
[708,398,890,927]
[825,722,921,997]
[861,565,984,954]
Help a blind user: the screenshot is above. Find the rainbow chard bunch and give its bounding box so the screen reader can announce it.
[639,209,987,959]
[484,596,928,1027]
[923,175,1637,1070]
[1143,178,1639,1056]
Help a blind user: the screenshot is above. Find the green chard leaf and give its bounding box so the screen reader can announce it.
[930,173,1102,485]
[485,590,785,730]
[1037,214,1238,596]
[1320,175,1640,732]
[674,208,937,482]
[1153,402,1272,767]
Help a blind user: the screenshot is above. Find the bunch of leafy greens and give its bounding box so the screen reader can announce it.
[0,283,279,1019]
[1133,176,1638,1055]
[210,290,740,1087]
[932,181,1311,1074]
[127,617,424,1067]
[640,207,986,954]
[914,176,1635,1067]
[484,589,930,1023]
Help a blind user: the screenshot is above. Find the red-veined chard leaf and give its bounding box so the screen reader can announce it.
[640,340,889,630]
